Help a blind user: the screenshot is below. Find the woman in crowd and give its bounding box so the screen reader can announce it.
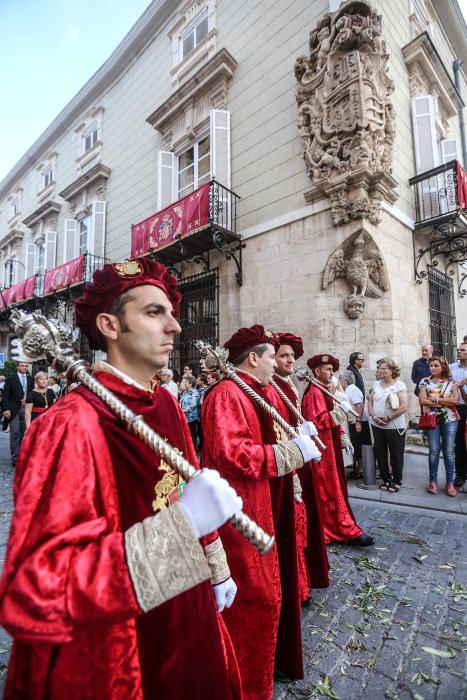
[418,357,459,496]
[25,372,56,430]
[179,375,200,448]
[339,369,369,479]
[368,357,408,492]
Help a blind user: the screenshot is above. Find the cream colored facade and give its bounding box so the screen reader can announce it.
[0,0,466,403]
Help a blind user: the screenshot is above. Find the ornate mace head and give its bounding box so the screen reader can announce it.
[294,366,311,382]
[195,340,231,371]
[9,309,78,366]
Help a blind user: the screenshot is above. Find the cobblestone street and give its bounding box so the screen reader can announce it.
[0,431,465,699]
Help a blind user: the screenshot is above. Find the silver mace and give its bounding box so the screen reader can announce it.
[196,340,323,457]
[294,366,360,419]
[9,309,274,556]
[270,378,326,451]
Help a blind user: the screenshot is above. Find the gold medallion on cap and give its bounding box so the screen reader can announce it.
[114,260,142,277]
[265,330,274,338]
[321,355,329,363]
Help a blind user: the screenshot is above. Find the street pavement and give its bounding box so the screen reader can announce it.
[0,431,465,699]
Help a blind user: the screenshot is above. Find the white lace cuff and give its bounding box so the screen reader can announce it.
[272,440,305,476]
[125,503,211,612]
[204,538,231,585]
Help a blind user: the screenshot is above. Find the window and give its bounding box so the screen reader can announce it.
[4,260,14,288]
[43,167,54,189]
[83,124,98,153]
[79,215,91,255]
[428,267,457,361]
[9,201,18,220]
[177,135,210,198]
[36,241,46,273]
[181,12,208,60]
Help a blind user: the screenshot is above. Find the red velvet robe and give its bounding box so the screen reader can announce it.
[273,375,329,590]
[0,371,240,700]
[301,383,363,544]
[201,374,303,700]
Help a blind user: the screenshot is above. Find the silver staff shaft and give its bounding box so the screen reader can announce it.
[294,367,360,418]
[196,341,323,456]
[270,378,326,451]
[65,358,274,555]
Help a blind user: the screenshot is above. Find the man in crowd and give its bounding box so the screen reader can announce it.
[449,342,467,489]
[202,325,320,698]
[411,344,433,396]
[182,363,194,378]
[273,333,329,600]
[347,351,365,396]
[0,258,242,699]
[160,367,179,398]
[302,354,375,547]
[1,361,33,468]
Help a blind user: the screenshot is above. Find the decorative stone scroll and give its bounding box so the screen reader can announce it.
[323,229,389,319]
[295,0,398,224]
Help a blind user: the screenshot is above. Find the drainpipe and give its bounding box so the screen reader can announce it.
[453,59,467,167]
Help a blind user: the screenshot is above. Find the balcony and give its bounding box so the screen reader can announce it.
[43,253,107,296]
[409,160,467,290]
[0,275,37,309]
[409,159,467,229]
[131,180,244,285]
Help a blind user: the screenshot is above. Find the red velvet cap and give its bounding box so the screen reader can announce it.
[307,353,339,372]
[224,324,279,362]
[75,258,181,350]
[276,332,304,360]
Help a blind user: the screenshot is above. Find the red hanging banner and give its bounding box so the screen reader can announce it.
[457,162,467,209]
[43,255,85,295]
[131,183,210,258]
[0,275,37,309]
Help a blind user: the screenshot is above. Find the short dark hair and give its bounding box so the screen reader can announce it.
[349,351,363,365]
[232,343,271,366]
[97,289,135,350]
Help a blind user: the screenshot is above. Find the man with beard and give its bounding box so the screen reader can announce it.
[273,334,329,603]
[301,354,374,547]
[201,325,320,698]
[0,258,242,700]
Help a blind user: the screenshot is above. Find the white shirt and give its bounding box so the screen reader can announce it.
[344,384,363,424]
[370,379,407,430]
[162,380,179,399]
[449,362,467,405]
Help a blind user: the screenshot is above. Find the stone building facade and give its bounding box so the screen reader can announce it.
[0,0,466,403]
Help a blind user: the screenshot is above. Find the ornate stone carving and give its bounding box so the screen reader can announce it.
[295,0,398,224]
[323,229,389,319]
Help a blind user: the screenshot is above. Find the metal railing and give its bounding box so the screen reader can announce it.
[409,160,459,227]
[84,253,108,282]
[208,180,239,235]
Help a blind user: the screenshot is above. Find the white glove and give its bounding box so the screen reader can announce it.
[294,492,303,504]
[179,469,243,538]
[293,435,321,463]
[339,400,352,414]
[213,577,237,612]
[342,437,354,455]
[298,420,318,437]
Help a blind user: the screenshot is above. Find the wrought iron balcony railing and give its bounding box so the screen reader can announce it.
[409,159,466,229]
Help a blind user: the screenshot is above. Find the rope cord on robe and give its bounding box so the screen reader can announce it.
[195,341,324,457]
[270,378,326,451]
[8,309,274,556]
[294,366,360,418]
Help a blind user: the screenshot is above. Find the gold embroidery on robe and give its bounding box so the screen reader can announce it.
[273,421,288,445]
[152,445,186,513]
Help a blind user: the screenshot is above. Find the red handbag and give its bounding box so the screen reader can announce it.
[418,413,437,430]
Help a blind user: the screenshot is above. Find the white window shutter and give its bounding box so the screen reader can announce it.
[64,219,78,262]
[441,139,459,164]
[157,151,175,209]
[210,109,231,188]
[45,231,57,270]
[90,201,106,258]
[26,244,36,277]
[411,96,439,173]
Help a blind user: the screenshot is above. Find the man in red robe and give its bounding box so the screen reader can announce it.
[273,333,329,602]
[201,325,320,699]
[0,258,243,699]
[301,353,375,547]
